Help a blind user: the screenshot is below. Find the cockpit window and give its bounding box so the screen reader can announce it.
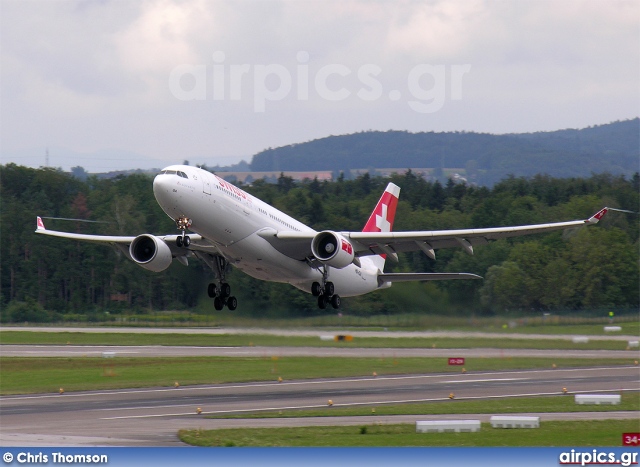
[158,170,188,178]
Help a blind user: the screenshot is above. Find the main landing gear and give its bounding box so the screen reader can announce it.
[311,268,341,309]
[207,255,237,311]
[208,281,237,311]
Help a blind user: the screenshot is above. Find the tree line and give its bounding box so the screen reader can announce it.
[1,163,638,323]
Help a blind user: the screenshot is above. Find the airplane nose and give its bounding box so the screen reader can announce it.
[153,174,173,208]
[153,173,165,193]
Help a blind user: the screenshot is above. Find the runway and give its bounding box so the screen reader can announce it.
[1,366,638,446]
[1,344,636,359]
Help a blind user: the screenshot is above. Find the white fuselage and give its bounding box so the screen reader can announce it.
[152,165,384,297]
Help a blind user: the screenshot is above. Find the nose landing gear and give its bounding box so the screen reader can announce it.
[175,216,192,247]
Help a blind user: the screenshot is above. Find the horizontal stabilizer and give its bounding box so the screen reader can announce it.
[378,272,482,286]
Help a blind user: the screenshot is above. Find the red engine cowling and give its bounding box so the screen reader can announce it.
[129,235,173,272]
[311,231,355,269]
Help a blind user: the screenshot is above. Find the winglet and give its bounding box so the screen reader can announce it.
[36,216,46,231]
[585,207,608,225]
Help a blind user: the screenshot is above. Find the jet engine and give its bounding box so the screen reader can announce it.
[311,231,355,269]
[129,235,173,272]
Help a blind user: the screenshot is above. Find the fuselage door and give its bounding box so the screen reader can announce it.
[202,175,211,195]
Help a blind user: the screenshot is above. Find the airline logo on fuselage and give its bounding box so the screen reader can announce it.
[215,175,248,200]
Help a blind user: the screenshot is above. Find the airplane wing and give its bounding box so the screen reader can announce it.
[34,216,217,260]
[36,219,136,244]
[347,207,609,260]
[259,208,609,261]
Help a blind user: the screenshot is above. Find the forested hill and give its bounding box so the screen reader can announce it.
[250,119,639,186]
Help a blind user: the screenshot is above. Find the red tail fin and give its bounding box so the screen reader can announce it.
[362,183,400,233]
[363,183,400,269]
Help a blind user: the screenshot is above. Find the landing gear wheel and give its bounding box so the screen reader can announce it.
[213,296,225,311]
[207,255,237,311]
[324,281,335,297]
[183,235,191,247]
[315,266,338,309]
[176,236,183,247]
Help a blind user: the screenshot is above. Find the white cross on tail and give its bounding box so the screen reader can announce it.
[375,203,391,232]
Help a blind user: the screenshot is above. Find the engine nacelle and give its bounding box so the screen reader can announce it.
[311,231,355,269]
[129,235,173,272]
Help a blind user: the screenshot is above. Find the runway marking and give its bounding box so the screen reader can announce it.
[440,378,529,384]
[3,366,637,402]
[97,403,207,412]
[99,387,640,420]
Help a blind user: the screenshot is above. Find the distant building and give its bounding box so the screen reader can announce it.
[219,171,333,184]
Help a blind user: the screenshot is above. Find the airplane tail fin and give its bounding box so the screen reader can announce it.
[362,183,400,271]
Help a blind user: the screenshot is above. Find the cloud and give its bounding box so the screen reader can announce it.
[386,1,493,61]
[1,0,638,171]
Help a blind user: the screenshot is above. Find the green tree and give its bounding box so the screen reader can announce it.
[565,228,639,308]
[480,261,529,312]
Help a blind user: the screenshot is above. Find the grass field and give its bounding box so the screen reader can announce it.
[0,330,636,351]
[203,313,639,335]
[2,314,638,334]
[178,420,640,447]
[1,356,636,395]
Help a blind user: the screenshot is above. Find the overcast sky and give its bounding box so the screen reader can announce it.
[1,0,638,172]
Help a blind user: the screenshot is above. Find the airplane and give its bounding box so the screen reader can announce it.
[35,164,609,311]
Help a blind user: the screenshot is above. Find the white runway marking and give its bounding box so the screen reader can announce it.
[441,378,529,383]
[99,386,640,421]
